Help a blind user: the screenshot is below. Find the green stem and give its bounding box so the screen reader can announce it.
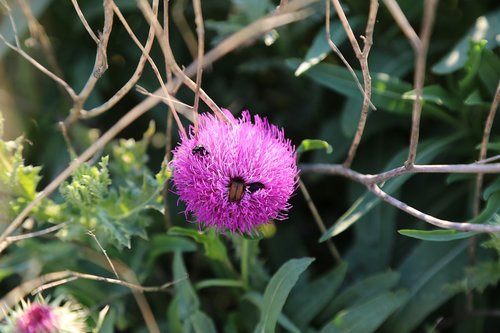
[241,237,250,290]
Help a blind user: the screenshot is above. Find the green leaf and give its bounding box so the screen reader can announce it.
[433,8,500,74]
[458,40,488,95]
[195,279,245,290]
[171,252,199,321]
[470,191,500,224]
[320,135,460,241]
[318,271,401,323]
[478,48,500,97]
[190,310,217,333]
[464,90,490,107]
[149,235,197,262]
[294,17,363,76]
[253,257,315,333]
[402,85,462,110]
[382,241,468,333]
[286,263,347,328]
[168,227,232,267]
[245,292,301,333]
[319,291,408,333]
[297,139,333,157]
[287,59,455,123]
[398,229,478,241]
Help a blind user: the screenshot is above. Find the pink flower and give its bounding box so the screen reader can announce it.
[171,109,298,234]
[17,304,57,333]
[1,296,88,333]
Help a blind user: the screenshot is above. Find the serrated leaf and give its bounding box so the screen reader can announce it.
[254,257,315,333]
[286,263,347,328]
[321,135,460,241]
[448,261,500,294]
[398,229,478,241]
[318,271,401,323]
[319,291,408,333]
[433,8,500,74]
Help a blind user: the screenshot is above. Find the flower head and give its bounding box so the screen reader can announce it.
[1,295,88,333]
[171,109,298,233]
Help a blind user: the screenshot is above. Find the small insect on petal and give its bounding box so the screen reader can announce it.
[228,178,246,202]
[247,182,265,193]
[192,144,209,156]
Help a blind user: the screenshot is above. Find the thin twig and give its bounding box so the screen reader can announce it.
[172,0,198,59]
[0,222,69,253]
[138,0,232,125]
[192,0,205,135]
[299,179,343,264]
[473,81,500,215]
[0,269,184,320]
[73,0,114,114]
[87,230,119,279]
[111,1,187,138]
[1,0,316,252]
[70,0,99,43]
[79,0,159,120]
[383,0,439,166]
[324,0,374,112]
[300,163,500,185]
[341,0,379,167]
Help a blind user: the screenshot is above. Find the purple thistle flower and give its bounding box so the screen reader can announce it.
[171,109,298,234]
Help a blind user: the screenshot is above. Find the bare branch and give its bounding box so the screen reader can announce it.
[74,0,114,110]
[300,162,500,185]
[368,183,500,233]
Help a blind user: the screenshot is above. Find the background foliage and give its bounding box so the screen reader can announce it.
[1,0,499,332]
